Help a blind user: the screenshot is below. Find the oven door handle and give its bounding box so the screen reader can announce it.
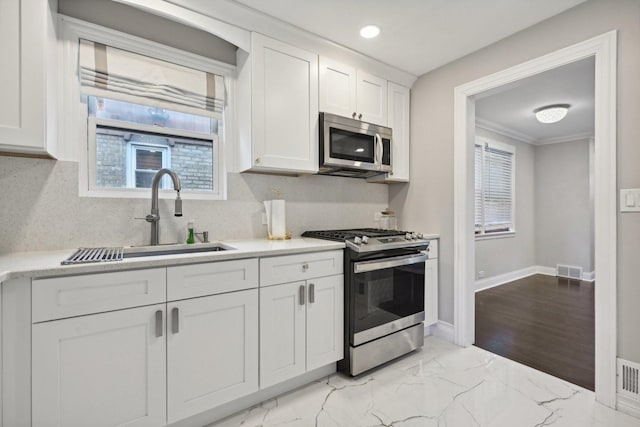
[353,253,427,273]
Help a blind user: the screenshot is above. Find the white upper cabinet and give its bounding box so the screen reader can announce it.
[0,0,57,157]
[369,82,411,183]
[319,58,357,119]
[237,32,319,174]
[356,70,388,126]
[319,58,388,127]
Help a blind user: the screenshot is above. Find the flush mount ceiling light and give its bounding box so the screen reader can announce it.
[534,104,571,124]
[360,25,381,39]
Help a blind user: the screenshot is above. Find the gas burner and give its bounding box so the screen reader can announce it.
[302,228,427,253]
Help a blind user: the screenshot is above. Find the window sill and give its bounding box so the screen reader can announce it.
[80,188,226,201]
[475,231,516,241]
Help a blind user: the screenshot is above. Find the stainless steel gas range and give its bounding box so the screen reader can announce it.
[302,228,430,375]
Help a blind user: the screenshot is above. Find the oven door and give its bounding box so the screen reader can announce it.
[350,252,426,346]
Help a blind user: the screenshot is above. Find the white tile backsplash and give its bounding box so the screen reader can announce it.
[0,157,389,253]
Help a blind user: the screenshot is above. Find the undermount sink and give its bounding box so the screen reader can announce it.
[122,243,234,259]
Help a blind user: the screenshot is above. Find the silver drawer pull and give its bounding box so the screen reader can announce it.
[155,310,163,338]
[309,283,315,304]
[172,307,179,334]
[299,285,306,305]
[302,263,309,272]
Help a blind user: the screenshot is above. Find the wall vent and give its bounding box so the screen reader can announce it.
[556,264,582,280]
[618,358,640,400]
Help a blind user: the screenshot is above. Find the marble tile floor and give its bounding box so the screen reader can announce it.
[211,337,640,427]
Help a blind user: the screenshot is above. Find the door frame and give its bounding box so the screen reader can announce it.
[453,31,617,406]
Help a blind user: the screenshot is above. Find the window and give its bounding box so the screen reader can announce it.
[89,96,218,192]
[61,21,235,200]
[475,138,515,236]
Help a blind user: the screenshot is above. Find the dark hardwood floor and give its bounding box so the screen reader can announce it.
[475,274,595,390]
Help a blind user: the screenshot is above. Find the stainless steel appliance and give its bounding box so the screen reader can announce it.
[301,228,430,375]
[319,113,392,178]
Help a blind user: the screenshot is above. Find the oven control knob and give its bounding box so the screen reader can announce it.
[361,236,369,244]
[353,236,362,245]
[411,232,418,239]
[417,233,424,239]
[405,233,413,240]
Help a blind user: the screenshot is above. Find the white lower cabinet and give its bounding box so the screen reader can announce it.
[167,289,258,423]
[260,275,343,388]
[32,304,167,427]
[30,251,343,426]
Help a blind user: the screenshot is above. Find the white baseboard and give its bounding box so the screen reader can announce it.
[474,265,595,292]
[475,266,539,292]
[617,395,640,420]
[426,321,454,343]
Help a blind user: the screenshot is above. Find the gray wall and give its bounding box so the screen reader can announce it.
[58,0,237,65]
[474,128,536,279]
[389,0,640,362]
[535,139,593,272]
[0,157,387,253]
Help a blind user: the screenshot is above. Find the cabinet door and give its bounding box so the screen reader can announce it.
[251,33,319,173]
[387,82,410,181]
[306,275,344,370]
[0,0,54,156]
[260,281,306,388]
[32,304,166,427]
[424,258,439,326]
[319,57,357,118]
[356,70,387,126]
[167,289,258,422]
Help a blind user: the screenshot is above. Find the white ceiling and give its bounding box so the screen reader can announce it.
[475,56,595,144]
[231,0,587,76]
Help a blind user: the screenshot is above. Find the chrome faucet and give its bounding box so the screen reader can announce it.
[144,168,183,246]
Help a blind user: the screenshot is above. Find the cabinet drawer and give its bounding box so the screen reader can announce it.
[260,250,343,287]
[167,258,258,300]
[32,268,166,323]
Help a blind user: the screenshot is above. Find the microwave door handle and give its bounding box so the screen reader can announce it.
[375,133,382,167]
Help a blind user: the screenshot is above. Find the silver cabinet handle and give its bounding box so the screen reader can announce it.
[155,310,163,338]
[358,113,363,120]
[352,112,357,119]
[302,263,309,272]
[309,283,315,304]
[299,285,306,305]
[172,307,179,334]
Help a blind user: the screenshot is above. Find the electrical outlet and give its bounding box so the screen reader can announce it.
[478,271,486,279]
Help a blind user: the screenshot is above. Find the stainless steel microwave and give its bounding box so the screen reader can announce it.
[319,112,392,178]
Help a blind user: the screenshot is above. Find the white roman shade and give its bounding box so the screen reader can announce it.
[475,139,515,234]
[78,39,225,116]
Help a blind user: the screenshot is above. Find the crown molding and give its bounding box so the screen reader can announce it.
[475,117,535,144]
[536,132,594,145]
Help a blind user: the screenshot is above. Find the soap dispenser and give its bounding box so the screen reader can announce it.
[186,220,195,244]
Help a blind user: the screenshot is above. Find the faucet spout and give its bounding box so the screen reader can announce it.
[147,168,182,245]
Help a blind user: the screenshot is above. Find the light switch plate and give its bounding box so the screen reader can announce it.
[620,189,640,212]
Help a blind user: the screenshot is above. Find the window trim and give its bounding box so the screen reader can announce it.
[474,137,516,239]
[59,15,235,201]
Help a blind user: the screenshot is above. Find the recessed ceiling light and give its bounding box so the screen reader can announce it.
[534,104,570,124]
[360,25,381,39]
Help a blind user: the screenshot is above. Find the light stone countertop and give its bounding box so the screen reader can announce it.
[0,238,346,283]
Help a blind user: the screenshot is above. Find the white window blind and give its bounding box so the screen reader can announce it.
[475,139,515,235]
[78,39,225,117]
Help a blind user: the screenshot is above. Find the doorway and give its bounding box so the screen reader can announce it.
[453,32,617,406]
[471,57,596,390]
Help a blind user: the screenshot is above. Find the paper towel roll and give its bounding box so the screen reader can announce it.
[270,199,286,238]
[263,201,273,237]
